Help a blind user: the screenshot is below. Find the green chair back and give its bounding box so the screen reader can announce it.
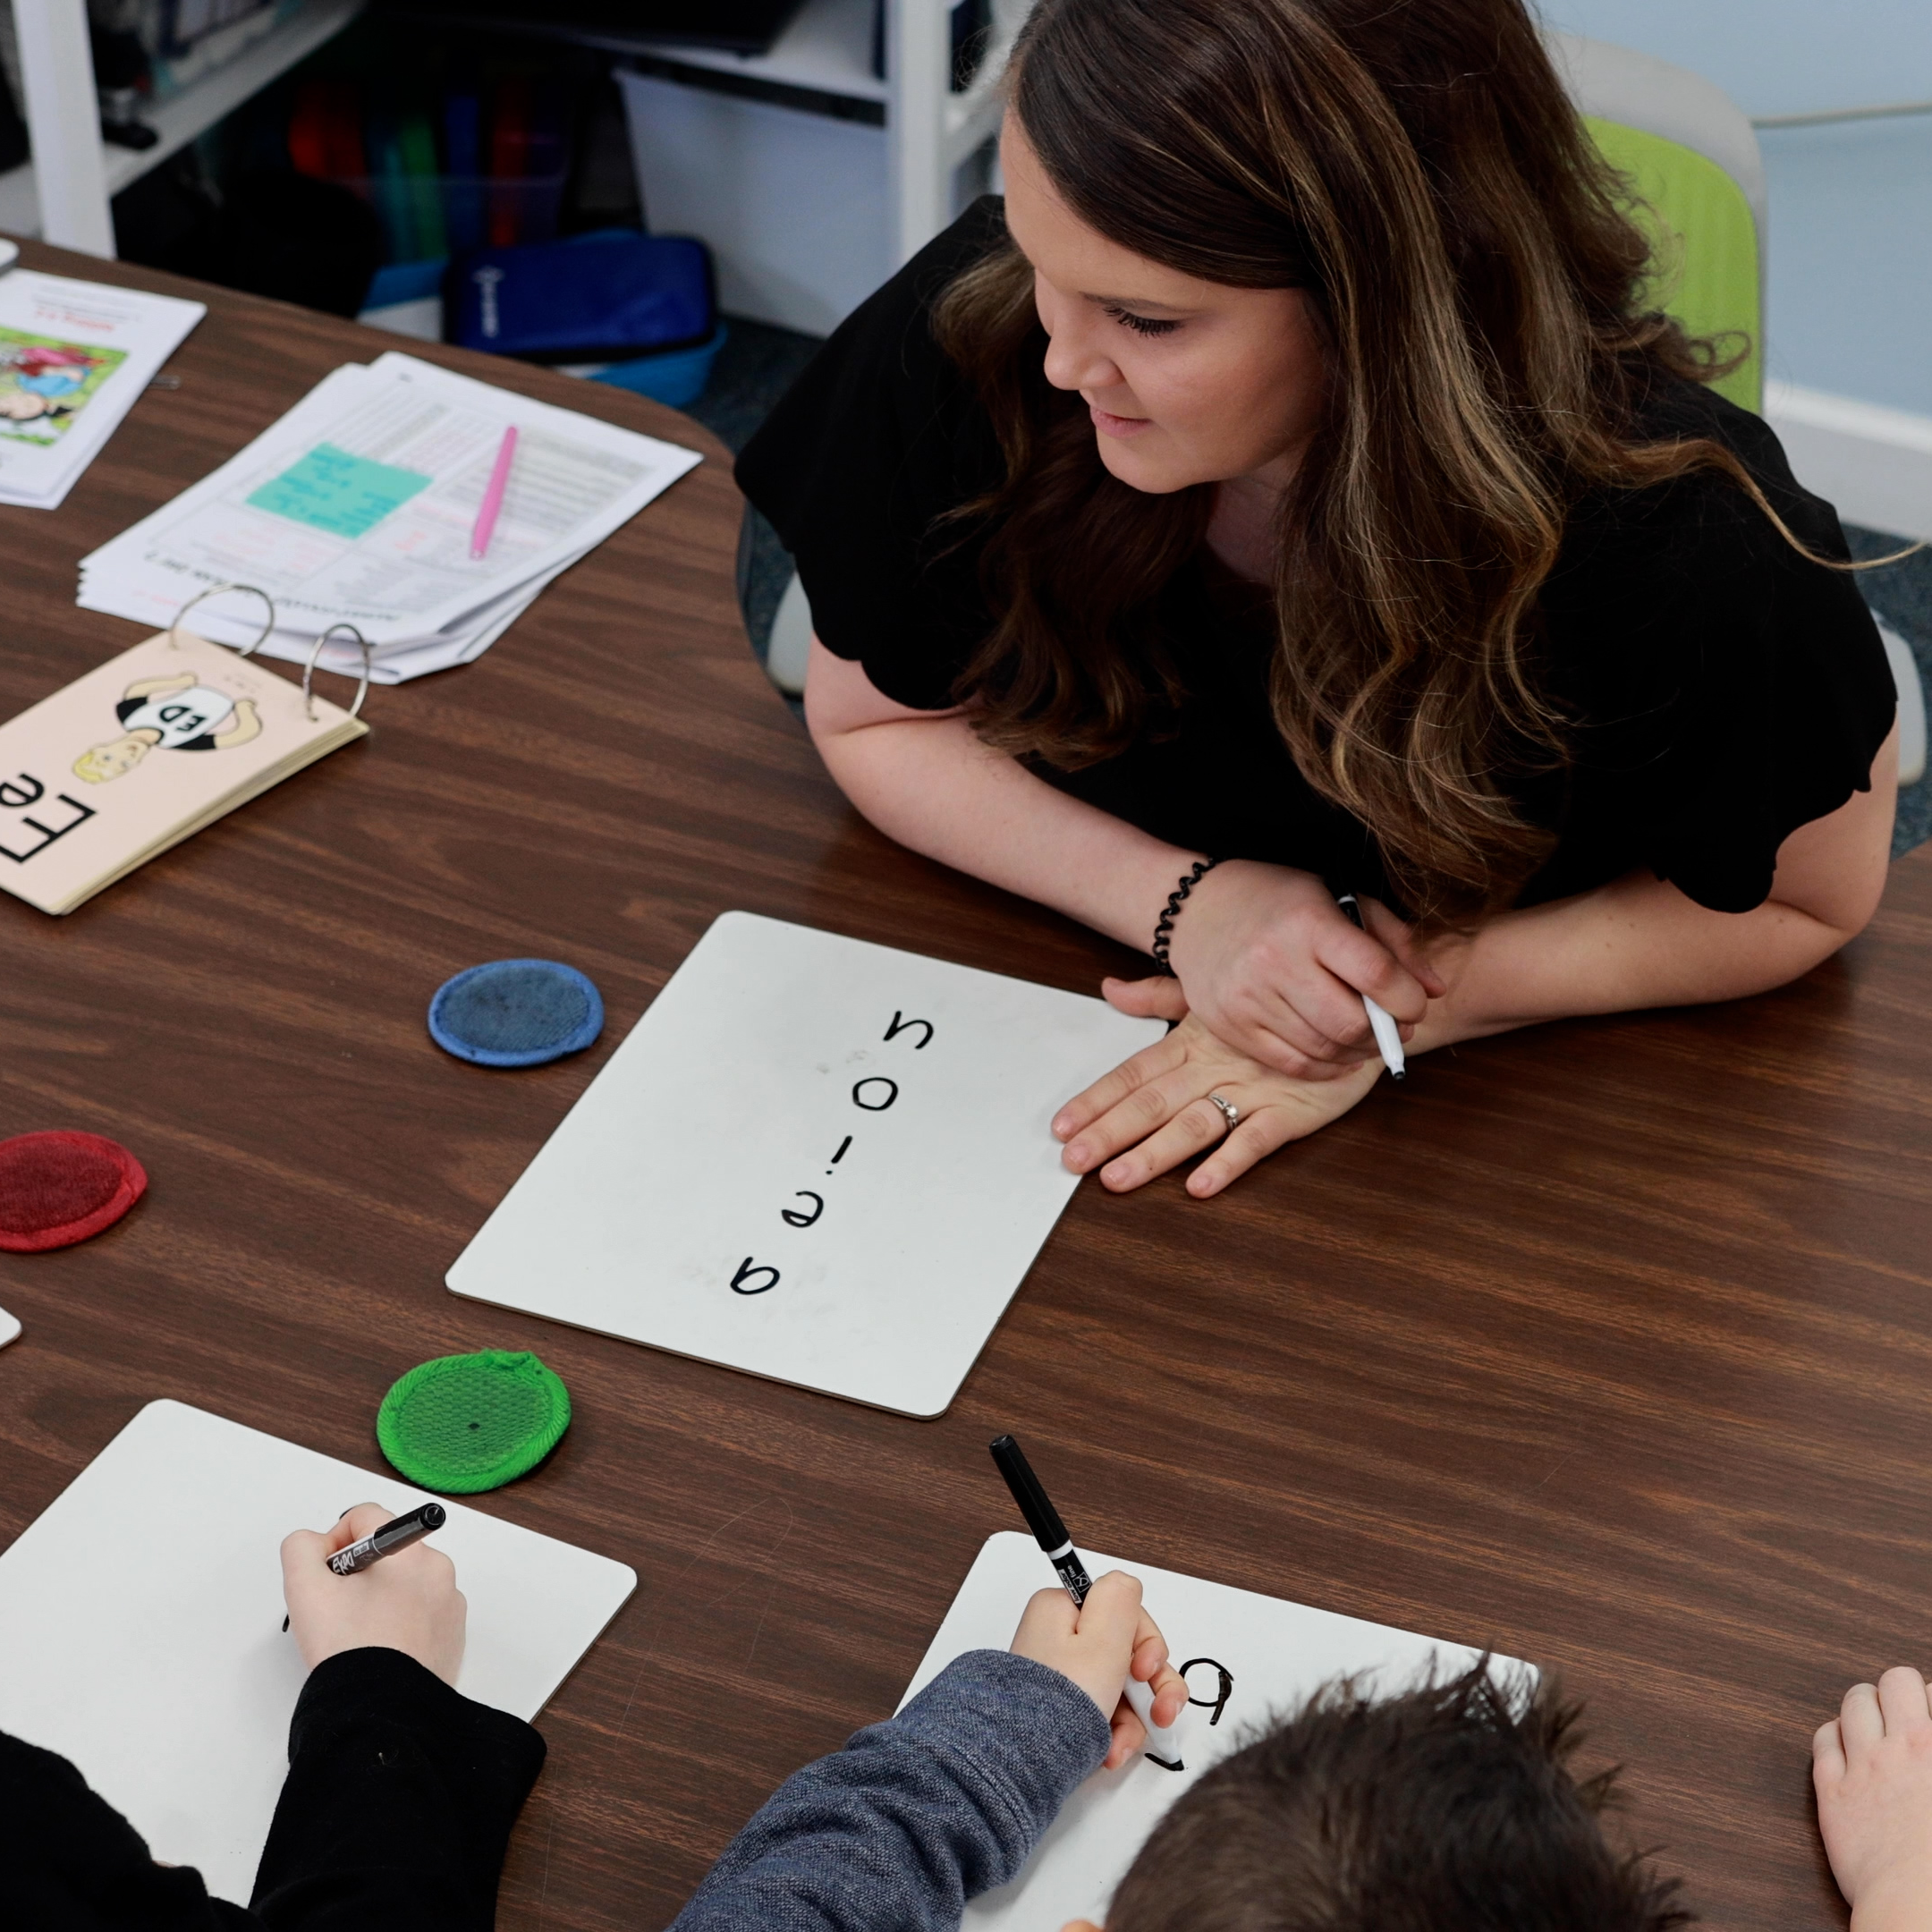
[1584,114,1763,414]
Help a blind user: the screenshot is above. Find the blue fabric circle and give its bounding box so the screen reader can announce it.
[428,960,604,1068]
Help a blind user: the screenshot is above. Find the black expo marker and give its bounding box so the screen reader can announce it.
[327,1502,446,1574]
[283,1503,448,1631]
[988,1435,1183,1771]
[989,1434,1093,1606]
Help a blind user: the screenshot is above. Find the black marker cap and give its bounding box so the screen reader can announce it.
[989,1435,1072,1553]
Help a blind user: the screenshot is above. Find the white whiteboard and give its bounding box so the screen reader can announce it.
[447,913,1166,1417]
[902,1533,1531,1929]
[0,1401,635,1905]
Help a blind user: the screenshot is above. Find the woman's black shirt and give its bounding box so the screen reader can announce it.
[737,197,1896,917]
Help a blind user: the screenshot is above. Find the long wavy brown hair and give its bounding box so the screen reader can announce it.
[935,0,1810,922]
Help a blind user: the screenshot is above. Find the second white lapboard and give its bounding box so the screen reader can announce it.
[448,913,1166,1416]
[902,1532,1530,1929]
[0,1400,635,1906]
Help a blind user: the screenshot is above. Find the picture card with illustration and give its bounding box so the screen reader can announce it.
[0,326,125,445]
[0,270,203,509]
[446,913,1167,1416]
[906,1532,1528,1929]
[0,619,367,914]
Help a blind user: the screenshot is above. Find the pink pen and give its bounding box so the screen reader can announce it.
[469,425,518,560]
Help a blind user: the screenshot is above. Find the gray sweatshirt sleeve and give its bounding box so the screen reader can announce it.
[670,1649,1110,1932]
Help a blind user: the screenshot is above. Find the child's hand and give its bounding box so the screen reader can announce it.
[1815,1667,1932,1929]
[280,1502,466,1687]
[1054,998,1384,1199]
[1010,1572,1188,1771]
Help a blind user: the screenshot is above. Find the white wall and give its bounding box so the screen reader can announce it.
[1540,0,1932,117]
[1541,0,1932,419]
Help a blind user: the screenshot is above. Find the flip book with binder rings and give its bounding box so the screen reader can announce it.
[0,594,367,915]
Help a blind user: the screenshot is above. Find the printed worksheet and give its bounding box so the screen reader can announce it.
[79,352,702,661]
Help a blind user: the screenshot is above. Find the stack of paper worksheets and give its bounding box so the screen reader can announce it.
[77,351,704,682]
[0,269,205,511]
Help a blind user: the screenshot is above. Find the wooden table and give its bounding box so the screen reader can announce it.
[1,242,1925,1931]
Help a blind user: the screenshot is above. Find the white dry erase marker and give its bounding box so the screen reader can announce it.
[1335,894,1406,1081]
[989,1434,1188,1771]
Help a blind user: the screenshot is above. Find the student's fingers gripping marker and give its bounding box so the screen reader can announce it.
[377,1350,572,1493]
[0,1130,146,1251]
[1122,1673,1186,1771]
[326,1500,447,1574]
[428,959,603,1068]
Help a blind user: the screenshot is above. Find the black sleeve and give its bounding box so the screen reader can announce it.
[1538,388,1896,914]
[250,1647,546,1932]
[0,1727,255,1931]
[735,197,1011,711]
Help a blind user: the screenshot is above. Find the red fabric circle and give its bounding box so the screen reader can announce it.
[0,1131,147,1252]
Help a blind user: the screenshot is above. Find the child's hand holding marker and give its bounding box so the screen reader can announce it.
[1010,1572,1188,1772]
[280,1500,466,1685]
[990,1433,1193,1770]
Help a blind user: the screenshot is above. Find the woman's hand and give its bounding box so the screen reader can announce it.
[1163,860,1442,1080]
[1010,1570,1188,1771]
[281,1502,467,1686]
[1054,979,1384,1197]
[1815,1668,1932,1932]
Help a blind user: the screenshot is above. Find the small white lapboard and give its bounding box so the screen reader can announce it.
[447,913,1165,1417]
[0,1400,636,1905]
[904,1533,1531,1928]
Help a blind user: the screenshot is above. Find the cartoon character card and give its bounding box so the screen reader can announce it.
[0,329,126,445]
[0,629,367,914]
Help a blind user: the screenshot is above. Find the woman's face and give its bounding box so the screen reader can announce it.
[1001,118,1326,497]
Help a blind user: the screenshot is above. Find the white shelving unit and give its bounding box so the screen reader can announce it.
[619,0,888,106]
[616,0,1021,332]
[2,0,367,250]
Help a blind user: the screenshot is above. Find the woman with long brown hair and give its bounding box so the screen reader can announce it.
[738,0,1898,1199]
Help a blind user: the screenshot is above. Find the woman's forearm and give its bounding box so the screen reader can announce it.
[1417,728,1896,1050]
[816,709,1198,954]
[1416,870,1867,1051]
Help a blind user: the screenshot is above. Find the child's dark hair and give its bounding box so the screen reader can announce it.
[1106,1661,1691,1932]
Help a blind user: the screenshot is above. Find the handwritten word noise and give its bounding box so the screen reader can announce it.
[729,1009,933,1296]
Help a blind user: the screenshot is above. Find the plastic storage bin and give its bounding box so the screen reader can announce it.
[588,325,730,408]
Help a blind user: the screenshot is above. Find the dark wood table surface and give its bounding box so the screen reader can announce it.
[1,239,1925,1930]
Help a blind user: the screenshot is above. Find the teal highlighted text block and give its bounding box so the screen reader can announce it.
[246,443,433,538]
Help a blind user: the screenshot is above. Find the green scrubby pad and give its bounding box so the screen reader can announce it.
[376,1349,572,1493]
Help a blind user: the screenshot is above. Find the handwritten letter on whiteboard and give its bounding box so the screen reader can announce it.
[446,913,1166,1416]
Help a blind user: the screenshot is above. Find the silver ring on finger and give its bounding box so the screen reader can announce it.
[1207,1092,1240,1134]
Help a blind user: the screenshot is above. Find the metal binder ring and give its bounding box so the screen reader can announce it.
[302,623,373,722]
[169,581,275,657]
